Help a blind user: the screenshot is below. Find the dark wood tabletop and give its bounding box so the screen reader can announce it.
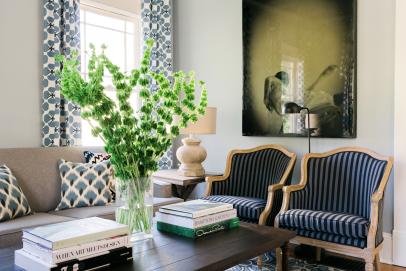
[2,222,295,271]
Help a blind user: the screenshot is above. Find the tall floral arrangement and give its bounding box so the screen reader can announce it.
[56,39,207,235]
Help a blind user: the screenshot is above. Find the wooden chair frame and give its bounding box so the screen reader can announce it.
[205,144,296,226]
[275,147,393,271]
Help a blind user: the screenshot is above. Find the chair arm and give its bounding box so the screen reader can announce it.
[283,183,306,193]
[204,174,228,196]
[367,191,384,248]
[206,175,228,182]
[371,192,383,203]
[268,183,284,192]
[279,184,306,213]
[258,184,285,225]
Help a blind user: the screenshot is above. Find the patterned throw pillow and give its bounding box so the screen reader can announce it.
[55,160,113,211]
[84,151,111,164]
[0,165,32,222]
[84,151,116,201]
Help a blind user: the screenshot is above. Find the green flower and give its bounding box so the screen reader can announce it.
[56,38,208,181]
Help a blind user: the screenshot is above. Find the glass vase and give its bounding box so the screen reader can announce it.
[115,176,153,242]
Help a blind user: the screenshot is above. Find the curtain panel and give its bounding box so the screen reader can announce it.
[42,0,81,147]
[142,0,174,169]
[41,0,174,168]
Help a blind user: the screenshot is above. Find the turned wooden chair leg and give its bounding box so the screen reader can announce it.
[315,247,322,262]
[257,255,263,270]
[275,247,282,271]
[257,219,265,270]
[365,257,374,271]
[374,254,381,271]
[365,262,374,271]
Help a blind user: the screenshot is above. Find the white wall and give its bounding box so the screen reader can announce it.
[173,0,395,232]
[0,0,397,233]
[393,0,406,266]
[0,0,42,148]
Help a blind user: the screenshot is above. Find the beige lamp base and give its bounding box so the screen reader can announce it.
[176,137,207,177]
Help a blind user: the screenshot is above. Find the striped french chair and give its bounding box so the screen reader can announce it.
[203,145,296,226]
[275,147,393,271]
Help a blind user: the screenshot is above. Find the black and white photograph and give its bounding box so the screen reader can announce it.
[243,0,357,138]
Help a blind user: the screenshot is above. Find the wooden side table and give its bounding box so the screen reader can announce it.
[152,169,222,200]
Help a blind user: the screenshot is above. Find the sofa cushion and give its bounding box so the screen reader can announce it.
[0,147,104,212]
[0,213,73,236]
[50,197,184,220]
[56,160,113,211]
[202,195,266,222]
[50,202,120,220]
[0,165,32,222]
[0,213,74,249]
[277,209,370,239]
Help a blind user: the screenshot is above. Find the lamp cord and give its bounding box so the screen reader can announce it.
[301,107,311,153]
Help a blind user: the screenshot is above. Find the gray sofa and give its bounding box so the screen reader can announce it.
[0,147,182,248]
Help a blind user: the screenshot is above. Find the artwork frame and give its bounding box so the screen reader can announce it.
[242,0,357,138]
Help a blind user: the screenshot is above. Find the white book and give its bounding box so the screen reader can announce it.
[15,249,108,271]
[14,249,132,271]
[156,209,237,229]
[23,217,129,250]
[159,199,233,218]
[23,235,129,265]
[15,249,58,271]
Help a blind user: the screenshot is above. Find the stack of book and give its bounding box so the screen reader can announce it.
[15,217,132,271]
[156,199,239,238]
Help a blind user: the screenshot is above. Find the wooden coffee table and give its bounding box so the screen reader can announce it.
[3,222,295,271]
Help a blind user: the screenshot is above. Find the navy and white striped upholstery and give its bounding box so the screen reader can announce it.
[202,195,266,222]
[289,152,387,219]
[212,149,292,199]
[206,147,293,225]
[277,150,389,248]
[277,209,369,239]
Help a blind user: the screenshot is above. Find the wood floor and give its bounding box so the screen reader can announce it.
[287,244,406,271]
[382,264,406,271]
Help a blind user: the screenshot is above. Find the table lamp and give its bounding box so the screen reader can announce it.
[176,107,217,177]
[284,102,319,153]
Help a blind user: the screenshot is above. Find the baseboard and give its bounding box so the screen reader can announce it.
[380,232,392,264]
[393,229,406,266]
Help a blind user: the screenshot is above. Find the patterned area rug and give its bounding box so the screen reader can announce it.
[228,252,364,271]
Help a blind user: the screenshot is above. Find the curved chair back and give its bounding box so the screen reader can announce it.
[291,147,393,219]
[212,145,296,199]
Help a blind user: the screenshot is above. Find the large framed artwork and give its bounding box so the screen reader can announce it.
[242,0,357,138]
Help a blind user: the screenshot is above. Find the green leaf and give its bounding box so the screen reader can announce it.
[56,40,208,181]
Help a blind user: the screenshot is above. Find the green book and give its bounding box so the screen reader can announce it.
[157,217,240,239]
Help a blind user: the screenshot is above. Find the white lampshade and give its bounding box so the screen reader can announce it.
[282,113,319,134]
[180,107,217,135]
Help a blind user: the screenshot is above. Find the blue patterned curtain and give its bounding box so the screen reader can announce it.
[42,0,81,147]
[142,0,174,169]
